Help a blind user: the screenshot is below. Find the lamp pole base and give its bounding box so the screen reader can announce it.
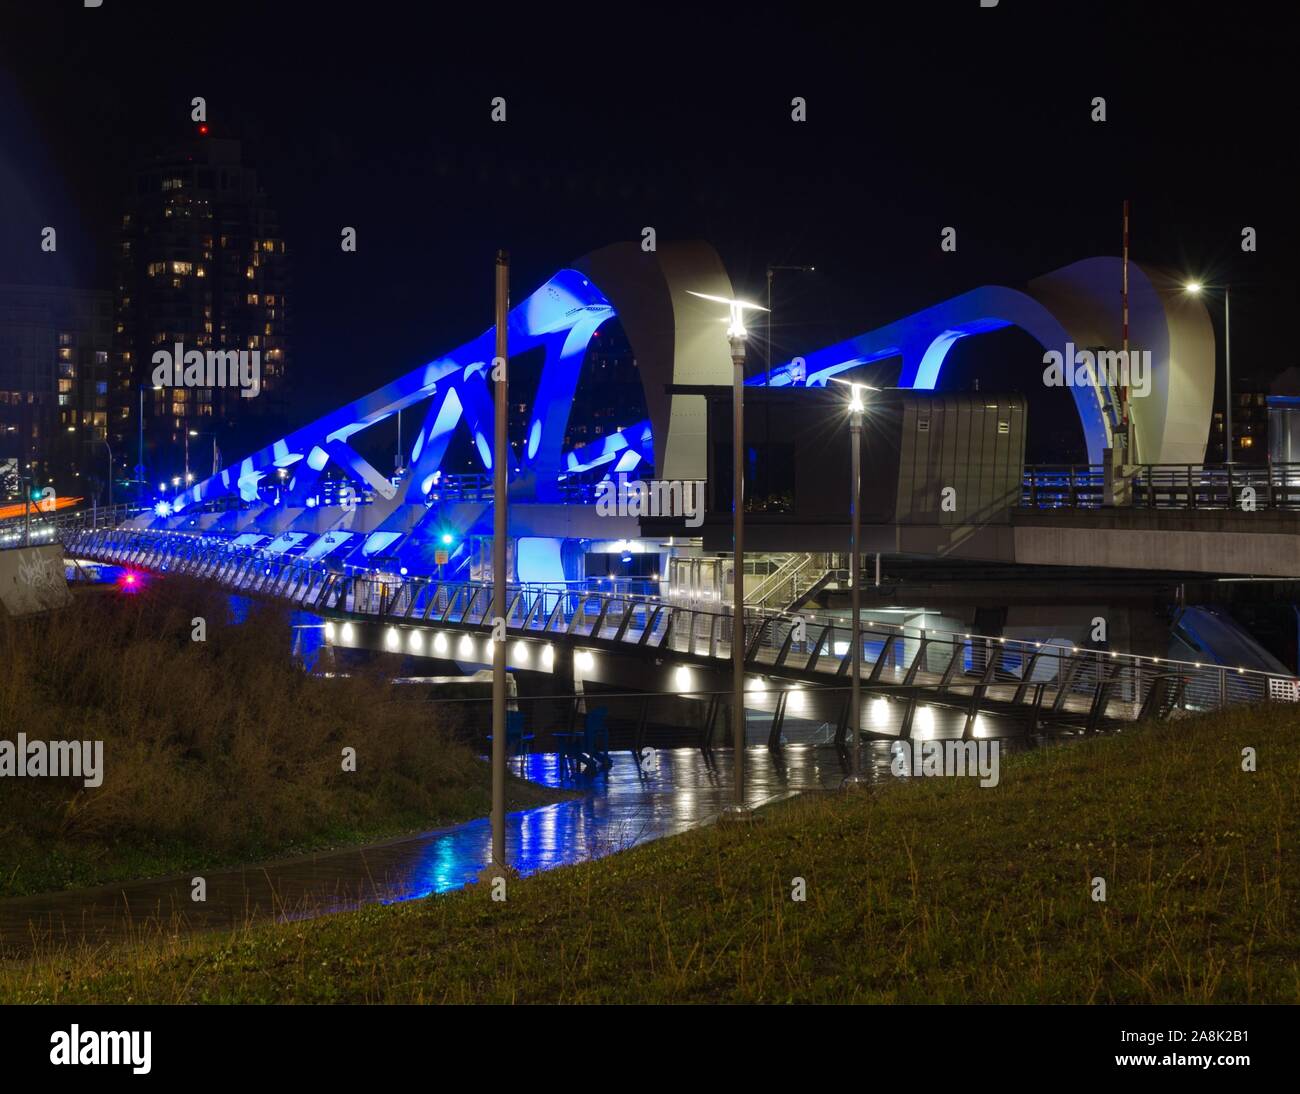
[716,802,762,825]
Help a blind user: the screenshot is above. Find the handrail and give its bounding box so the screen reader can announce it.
[747,552,815,608]
[1023,462,1300,511]
[62,527,1300,719]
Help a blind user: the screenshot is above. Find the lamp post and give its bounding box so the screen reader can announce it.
[102,440,113,508]
[138,387,145,506]
[188,430,218,480]
[765,264,815,386]
[137,384,162,506]
[687,289,768,814]
[846,384,865,784]
[490,249,510,874]
[1185,282,1232,464]
[830,378,876,787]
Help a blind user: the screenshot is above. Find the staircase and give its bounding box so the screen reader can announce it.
[748,552,845,612]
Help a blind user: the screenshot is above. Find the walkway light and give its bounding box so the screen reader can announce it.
[433,632,448,655]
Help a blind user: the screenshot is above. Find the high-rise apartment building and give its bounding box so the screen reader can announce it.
[112,133,288,494]
[0,284,113,501]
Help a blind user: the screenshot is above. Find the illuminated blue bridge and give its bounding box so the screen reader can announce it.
[42,240,1300,722]
[94,240,1296,582]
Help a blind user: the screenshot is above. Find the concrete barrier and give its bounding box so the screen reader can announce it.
[0,543,73,616]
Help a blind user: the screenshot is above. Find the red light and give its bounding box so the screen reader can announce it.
[198,124,209,136]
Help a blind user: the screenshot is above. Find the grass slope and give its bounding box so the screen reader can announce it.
[3,704,1296,1003]
[0,580,556,897]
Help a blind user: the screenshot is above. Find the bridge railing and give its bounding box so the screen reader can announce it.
[1,501,138,546]
[1023,463,1300,510]
[62,526,1300,726]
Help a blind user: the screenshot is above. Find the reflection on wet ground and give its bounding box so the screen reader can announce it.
[0,744,885,956]
[0,678,1042,958]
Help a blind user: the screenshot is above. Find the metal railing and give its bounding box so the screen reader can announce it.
[63,527,1300,728]
[1023,463,1300,511]
[0,501,137,545]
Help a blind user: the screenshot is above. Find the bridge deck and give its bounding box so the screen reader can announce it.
[63,528,1300,732]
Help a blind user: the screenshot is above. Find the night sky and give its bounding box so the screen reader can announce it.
[2,0,1295,443]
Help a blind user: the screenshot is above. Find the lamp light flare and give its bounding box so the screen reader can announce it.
[686,290,768,339]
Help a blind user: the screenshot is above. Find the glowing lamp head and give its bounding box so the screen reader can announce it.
[440,533,454,546]
[1184,282,1203,295]
[686,290,768,341]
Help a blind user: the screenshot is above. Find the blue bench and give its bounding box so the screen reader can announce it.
[487,710,535,756]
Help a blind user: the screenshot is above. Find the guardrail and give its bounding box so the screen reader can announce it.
[64,527,1300,729]
[0,501,138,546]
[1023,463,1300,510]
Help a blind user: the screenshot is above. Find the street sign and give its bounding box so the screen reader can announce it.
[434,549,449,566]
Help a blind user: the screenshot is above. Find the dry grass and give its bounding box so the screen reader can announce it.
[0,578,552,896]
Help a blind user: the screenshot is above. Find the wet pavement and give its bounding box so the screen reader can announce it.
[0,743,892,957]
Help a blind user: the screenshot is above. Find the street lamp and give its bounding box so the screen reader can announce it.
[765,264,815,386]
[187,429,220,481]
[1185,281,1233,464]
[490,249,510,877]
[102,439,113,507]
[138,384,162,506]
[830,378,879,788]
[687,289,768,815]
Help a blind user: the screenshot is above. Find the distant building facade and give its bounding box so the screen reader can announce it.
[112,133,288,494]
[0,284,113,501]
[1208,387,1269,464]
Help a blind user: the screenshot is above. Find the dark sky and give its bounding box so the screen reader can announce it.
[2,0,1295,432]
